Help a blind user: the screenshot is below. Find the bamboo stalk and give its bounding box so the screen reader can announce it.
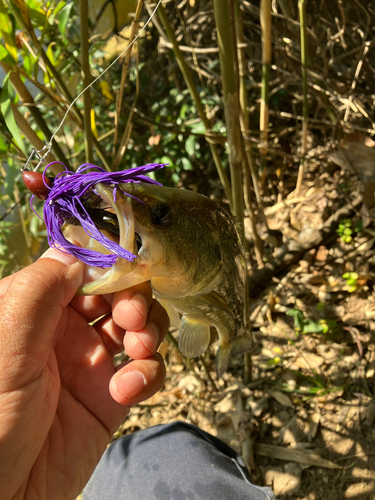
[10,104,68,176]
[212,0,244,230]
[114,41,141,168]
[235,1,268,241]
[8,2,111,170]
[213,0,254,384]
[156,2,233,207]
[80,0,94,164]
[259,0,271,175]
[113,0,144,159]
[295,0,307,196]
[0,61,70,167]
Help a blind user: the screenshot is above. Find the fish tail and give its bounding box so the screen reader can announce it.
[216,345,232,379]
[216,331,254,378]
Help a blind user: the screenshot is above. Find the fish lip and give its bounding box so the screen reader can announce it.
[93,183,137,258]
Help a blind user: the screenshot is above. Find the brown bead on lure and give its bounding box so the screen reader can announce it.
[22,169,53,200]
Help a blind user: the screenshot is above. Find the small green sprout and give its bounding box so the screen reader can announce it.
[336,219,353,243]
[342,272,358,293]
[286,308,324,336]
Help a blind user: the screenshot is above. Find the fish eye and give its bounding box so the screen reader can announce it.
[151,204,173,227]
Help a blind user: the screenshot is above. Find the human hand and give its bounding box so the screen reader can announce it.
[0,249,168,500]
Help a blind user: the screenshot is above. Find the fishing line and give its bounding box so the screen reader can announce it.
[27,0,162,171]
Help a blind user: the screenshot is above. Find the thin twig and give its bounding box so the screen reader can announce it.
[156,1,233,207]
[259,0,271,174]
[113,0,144,159]
[295,0,307,196]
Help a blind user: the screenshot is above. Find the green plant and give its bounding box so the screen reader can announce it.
[336,219,353,243]
[343,272,359,293]
[286,308,324,336]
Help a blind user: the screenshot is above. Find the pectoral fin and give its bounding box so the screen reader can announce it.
[178,316,211,358]
[158,299,181,329]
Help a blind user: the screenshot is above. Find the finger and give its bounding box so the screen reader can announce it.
[124,300,170,360]
[112,282,153,332]
[94,313,125,356]
[0,248,83,363]
[70,294,112,322]
[109,354,165,406]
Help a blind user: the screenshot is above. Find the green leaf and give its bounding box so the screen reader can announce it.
[191,121,206,134]
[57,2,74,39]
[0,72,27,155]
[185,135,196,156]
[180,157,193,170]
[4,156,15,199]
[0,0,17,61]
[0,132,8,153]
[160,155,175,167]
[302,321,324,334]
[286,308,305,331]
[180,103,189,119]
[47,0,66,25]
[23,51,37,75]
[28,7,47,27]
[0,42,16,66]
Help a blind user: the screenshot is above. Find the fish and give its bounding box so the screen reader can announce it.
[64,182,254,376]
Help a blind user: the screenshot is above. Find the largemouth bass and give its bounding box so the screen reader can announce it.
[65,182,254,376]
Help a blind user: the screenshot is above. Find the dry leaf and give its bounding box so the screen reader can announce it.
[269,390,294,408]
[279,416,305,446]
[254,443,342,469]
[293,353,324,370]
[305,412,320,441]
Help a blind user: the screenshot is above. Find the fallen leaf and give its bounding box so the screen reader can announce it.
[269,390,294,408]
[293,353,324,370]
[254,443,342,469]
[305,412,320,441]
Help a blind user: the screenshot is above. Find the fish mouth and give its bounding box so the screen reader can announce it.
[76,183,147,295]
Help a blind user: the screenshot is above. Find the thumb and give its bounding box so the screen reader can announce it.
[0,248,84,357]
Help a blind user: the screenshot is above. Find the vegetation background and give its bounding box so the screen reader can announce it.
[1,0,375,498]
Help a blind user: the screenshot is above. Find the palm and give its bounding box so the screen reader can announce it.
[0,254,168,500]
[22,306,128,499]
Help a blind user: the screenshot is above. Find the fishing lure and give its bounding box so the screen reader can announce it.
[23,162,164,268]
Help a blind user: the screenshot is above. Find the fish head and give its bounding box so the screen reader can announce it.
[68,182,224,297]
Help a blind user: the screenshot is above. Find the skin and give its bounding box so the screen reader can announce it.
[0,248,169,500]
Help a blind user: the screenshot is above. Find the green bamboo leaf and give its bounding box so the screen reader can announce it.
[57,2,74,39]
[0,132,7,153]
[0,0,17,61]
[28,7,47,27]
[12,0,31,28]
[5,156,15,199]
[0,72,27,155]
[47,0,66,25]
[0,44,15,66]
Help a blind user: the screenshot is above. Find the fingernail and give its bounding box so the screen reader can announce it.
[118,371,146,399]
[40,247,78,266]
